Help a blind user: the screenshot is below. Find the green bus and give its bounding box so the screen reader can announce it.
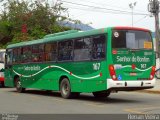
[5,27,156,99]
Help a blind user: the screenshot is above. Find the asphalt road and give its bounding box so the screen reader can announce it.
[0,87,160,115]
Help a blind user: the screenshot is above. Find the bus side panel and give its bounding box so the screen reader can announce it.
[71,79,107,93]
[69,61,108,93]
[4,70,15,87]
[11,61,108,92]
[16,63,59,90]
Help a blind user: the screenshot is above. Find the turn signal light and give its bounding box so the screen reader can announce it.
[150,66,156,80]
[109,65,117,80]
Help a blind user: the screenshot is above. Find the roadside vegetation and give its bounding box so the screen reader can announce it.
[0,0,81,48]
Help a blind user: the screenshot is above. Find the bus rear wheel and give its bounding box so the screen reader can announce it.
[92,91,110,98]
[15,78,25,93]
[60,78,74,99]
[0,82,4,87]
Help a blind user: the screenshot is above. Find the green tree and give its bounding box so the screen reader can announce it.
[0,0,73,48]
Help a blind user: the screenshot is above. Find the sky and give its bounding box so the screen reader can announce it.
[0,0,156,31]
[58,0,156,32]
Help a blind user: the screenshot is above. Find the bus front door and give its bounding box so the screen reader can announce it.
[5,50,14,87]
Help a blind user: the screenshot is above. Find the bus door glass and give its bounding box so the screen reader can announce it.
[5,49,13,80]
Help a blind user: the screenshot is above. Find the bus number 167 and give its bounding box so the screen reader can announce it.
[141,64,146,69]
[93,63,100,70]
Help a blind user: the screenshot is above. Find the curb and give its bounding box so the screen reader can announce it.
[137,89,160,94]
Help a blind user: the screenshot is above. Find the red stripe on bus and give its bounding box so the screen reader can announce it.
[113,26,150,32]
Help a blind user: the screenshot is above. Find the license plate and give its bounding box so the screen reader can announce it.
[130,72,137,76]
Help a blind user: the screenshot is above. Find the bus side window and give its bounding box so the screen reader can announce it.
[74,37,92,61]
[32,45,39,62]
[92,35,106,60]
[12,48,18,64]
[32,44,44,62]
[13,48,21,64]
[39,44,45,62]
[44,42,57,62]
[58,40,73,61]
[22,46,32,63]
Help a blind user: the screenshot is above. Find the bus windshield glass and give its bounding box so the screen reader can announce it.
[112,30,152,50]
[0,51,5,63]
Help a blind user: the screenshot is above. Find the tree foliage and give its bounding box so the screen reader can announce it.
[0,0,73,48]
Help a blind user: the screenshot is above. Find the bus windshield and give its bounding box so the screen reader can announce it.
[0,51,5,63]
[112,30,152,50]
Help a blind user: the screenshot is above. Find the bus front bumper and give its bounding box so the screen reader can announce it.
[107,78,156,91]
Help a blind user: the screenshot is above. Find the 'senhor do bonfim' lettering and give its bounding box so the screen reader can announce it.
[136,56,150,62]
[117,56,131,62]
[116,56,150,62]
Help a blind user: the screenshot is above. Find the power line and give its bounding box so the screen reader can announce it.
[62,0,132,14]
[63,5,132,15]
[132,15,148,25]
[63,5,149,17]
[76,0,146,13]
[61,0,149,16]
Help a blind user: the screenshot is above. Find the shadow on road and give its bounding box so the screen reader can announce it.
[77,94,142,104]
[6,89,142,104]
[0,86,11,89]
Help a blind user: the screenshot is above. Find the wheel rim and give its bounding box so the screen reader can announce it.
[62,83,69,95]
[16,81,21,89]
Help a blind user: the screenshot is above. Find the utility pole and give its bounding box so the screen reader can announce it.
[148,0,160,53]
[129,2,137,27]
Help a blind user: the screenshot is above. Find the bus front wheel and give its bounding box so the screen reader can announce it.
[15,78,25,93]
[92,91,110,98]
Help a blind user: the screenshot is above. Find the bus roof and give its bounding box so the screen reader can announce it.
[6,26,151,49]
[7,28,108,49]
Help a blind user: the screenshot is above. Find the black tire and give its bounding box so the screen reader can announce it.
[72,92,80,98]
[46,90,52,93]
[92,91,110,98]
[155,69,160,79]
[0,82,4,87]
[15,78,25,93]
[60,78,73,99]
